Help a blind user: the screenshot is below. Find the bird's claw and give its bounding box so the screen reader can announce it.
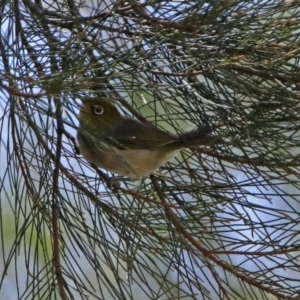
[107,178,121,190]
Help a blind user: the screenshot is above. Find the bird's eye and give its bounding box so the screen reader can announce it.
[93,105,104,115]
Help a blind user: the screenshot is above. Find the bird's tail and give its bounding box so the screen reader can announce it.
[176,126,224,148]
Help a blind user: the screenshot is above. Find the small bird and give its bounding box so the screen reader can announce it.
[77,97,222,181]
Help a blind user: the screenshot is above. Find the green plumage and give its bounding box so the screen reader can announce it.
[77,98,221,180]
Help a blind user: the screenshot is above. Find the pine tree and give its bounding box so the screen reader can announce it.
[1,1,300,299]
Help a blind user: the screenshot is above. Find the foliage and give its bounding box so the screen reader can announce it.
[1,0,300,299]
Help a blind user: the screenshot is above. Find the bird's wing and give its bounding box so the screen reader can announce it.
[105,118,175,150]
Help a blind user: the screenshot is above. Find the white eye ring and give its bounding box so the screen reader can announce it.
[93,105,104,115]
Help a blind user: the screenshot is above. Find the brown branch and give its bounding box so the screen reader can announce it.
[51,98,68,299]
[152,177,296,300]
[212,245,300,256]
[231,65,300,86]
[128,0,206,34]
[0,81,47,98]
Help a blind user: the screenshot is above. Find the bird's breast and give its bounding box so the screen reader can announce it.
[114,148,176,180]
[77,133,176,180]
